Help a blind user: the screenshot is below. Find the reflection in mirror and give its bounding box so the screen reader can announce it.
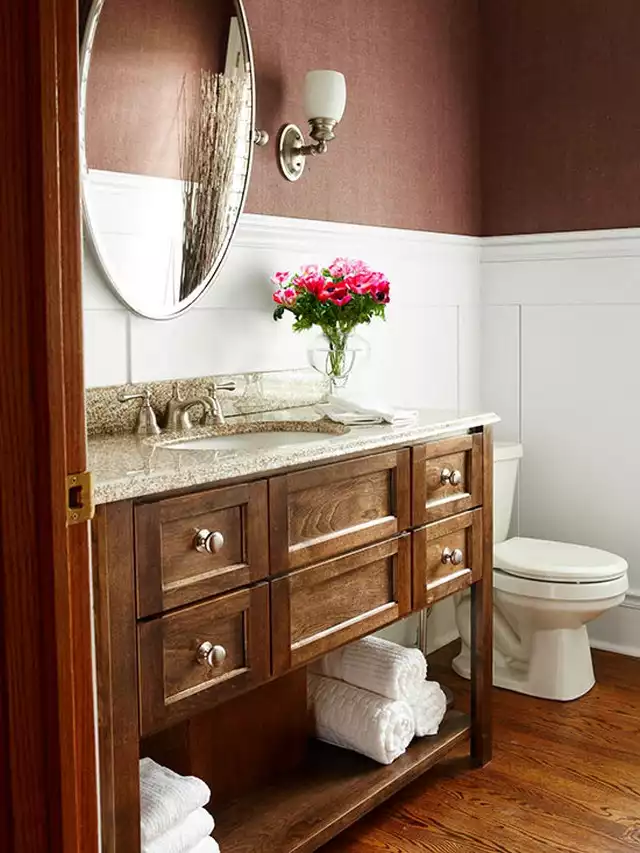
[80,0,254,319]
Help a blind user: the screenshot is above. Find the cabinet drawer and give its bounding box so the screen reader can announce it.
[135,481,269,617]
[271,536,411,675]
[269,450,411,574]
[138,584,270,734]
[412,434,483,525]
[413,510,483,607]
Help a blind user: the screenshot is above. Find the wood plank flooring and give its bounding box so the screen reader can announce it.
[322,643,640,852]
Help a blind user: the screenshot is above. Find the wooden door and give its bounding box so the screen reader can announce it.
[0,1,98,851]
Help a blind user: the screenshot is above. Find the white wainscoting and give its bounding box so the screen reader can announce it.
[482,228,640,657]
[84,212,483,414]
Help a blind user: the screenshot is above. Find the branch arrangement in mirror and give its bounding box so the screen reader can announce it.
[179,70,246,301]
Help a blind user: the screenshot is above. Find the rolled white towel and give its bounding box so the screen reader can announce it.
[310,636,427,701]
[308,673,415,765]
[140,758,211,845]
[409,681,448,737]
[191,838,220,853]
[143,807,214,853]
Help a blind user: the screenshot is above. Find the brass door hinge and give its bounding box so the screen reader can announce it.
[66,471,95,525]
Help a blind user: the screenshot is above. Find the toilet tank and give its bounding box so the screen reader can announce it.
[493,442,523,543]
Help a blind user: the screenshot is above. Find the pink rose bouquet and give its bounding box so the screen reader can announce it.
[271,258,390,383]
[271,258,389,384]
[272,257,389,329]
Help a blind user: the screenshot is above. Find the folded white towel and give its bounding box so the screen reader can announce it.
[190,838,220,853]
[140,758,211,845]
[318,402,418,427]
[308,673,415,765]
[143,807,214,853]
[409,680,448,737]
[310,636,427,701]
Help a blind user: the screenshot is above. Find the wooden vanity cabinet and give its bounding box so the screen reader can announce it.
[94,428,494,853]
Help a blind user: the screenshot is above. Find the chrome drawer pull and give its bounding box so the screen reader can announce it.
[194,529,225,554]
[196,641,227,668]
[442,547,464,566]
[440,468,463,486]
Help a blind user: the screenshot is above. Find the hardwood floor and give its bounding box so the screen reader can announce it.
[322,643,640,852]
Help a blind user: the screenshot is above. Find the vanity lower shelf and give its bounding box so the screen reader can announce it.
[214,710,470,853]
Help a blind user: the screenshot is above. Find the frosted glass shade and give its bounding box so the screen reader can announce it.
[304,70,346,122]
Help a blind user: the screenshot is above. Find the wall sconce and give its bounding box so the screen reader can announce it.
[278,70,347,182]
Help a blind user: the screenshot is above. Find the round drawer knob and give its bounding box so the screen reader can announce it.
[440,468,463,486]
[441,547,464,566]
[194,529,225,554]
[196,641,227,668]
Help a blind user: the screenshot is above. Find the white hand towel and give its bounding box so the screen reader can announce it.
[190,838,220,853]
[409,680,448,737]
[310,636,427,701]
[140,758,211,845]
[308,673,415,765]
[143,807,214,853]
[189,838,220,853]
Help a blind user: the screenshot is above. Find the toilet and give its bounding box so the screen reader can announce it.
[452,442,628,701]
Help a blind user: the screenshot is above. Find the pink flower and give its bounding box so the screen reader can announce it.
[298,272,331,299]
[273,287,298,307]
[323,282,353,306]
[328,257,350,278]
[271,270,290,286]
[300,264,320,276]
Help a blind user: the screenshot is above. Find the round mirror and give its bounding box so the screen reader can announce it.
[80,0,255,319]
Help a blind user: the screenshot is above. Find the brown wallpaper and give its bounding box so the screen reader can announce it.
[84,0,481,234]
[481,0,640,236]
[245,0,481,234]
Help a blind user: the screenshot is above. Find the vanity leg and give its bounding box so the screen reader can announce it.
[93,502,141,853]
[470,426,493,766]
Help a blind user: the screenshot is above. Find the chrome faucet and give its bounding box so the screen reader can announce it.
[205,381,236,426]
[163,382,216,432]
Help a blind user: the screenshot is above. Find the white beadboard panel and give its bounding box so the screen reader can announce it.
[483,255,640,306]
[457,302,482,412]
[85,212,482,395]
[345,306,459,409]
[520,305,640,593]
[482,305,520,441]
[130,308,312,382]
[84,310,129,387]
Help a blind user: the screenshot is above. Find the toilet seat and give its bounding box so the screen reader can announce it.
[494,537,628,583]
[494,568,629,601]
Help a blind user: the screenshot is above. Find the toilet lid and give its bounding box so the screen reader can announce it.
[494,537,628,583]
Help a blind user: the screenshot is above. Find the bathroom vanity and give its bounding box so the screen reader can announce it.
[89,395,497,853]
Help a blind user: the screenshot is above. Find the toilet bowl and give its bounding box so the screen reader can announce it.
[452,443,629,701]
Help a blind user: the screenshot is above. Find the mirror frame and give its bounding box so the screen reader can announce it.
[79,0,257,320]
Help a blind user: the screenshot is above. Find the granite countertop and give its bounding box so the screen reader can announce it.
[88,407,500,505]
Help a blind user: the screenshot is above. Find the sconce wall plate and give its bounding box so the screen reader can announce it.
[278,123,306,182]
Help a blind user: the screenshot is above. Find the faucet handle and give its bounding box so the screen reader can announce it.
[118,388,161,436]
[211,381,236,394]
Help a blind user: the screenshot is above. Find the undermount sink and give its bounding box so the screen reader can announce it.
[162,422,348,453]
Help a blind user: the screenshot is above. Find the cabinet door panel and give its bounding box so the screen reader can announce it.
[269,451,411,574]
[135,481,268,617]
[412,434,483,525]
[138,584,270,734]
[271,536,411,675]
[413,510,483,607]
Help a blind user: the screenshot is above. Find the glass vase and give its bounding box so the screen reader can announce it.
[308,328,364,390]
